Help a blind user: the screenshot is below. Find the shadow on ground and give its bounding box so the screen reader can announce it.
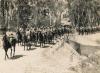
[35,45,41,47]
[10,55,25,60]
[27,48,37,51]
[96,40,100,44]
[42,45,50,48]
[49,42,56,45]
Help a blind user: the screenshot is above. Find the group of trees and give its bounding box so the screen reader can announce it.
[0,0,68,30]
[67,0,100,29]
[0,0,99,31]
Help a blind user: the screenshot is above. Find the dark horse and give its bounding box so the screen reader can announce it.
[16,30,22,45]
[22,34,32,51]
[2,33,17,60]
[9,35,17,57]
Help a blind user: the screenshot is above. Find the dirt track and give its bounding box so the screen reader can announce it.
[0,33,100,73]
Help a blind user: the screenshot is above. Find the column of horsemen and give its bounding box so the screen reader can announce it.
[13,25,100,50]
[77,26,100,35]
[16,27,70,49]
[2,25,100,59]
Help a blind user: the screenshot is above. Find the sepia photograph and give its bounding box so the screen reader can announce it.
[0,0,100,73]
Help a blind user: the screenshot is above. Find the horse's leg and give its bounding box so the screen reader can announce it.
[19,40,21,45]
[10,47,12,57]
[5,49,9,60]
[27,45,28,50]
[20,40,22,45]
[18,39,19,46]
[30,44,31,49]
[27,46,28,50]
[41,42,42,47]
[22,42,23,45]
[24,42,25,50]
[27,43,28,50]
[5,51,7,60]
[22,40,23,46]
[28,42,31,50]
[13,46,15,57]
[6,52,9,59]
[42,42,44,47]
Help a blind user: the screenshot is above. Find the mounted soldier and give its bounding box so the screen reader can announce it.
[9,33,17,57]
[16,29,22,45]
[22,33,28,50]
[38,31,44,47]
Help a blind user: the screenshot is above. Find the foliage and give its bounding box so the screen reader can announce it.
[67,0,100,29]
[0,0,69,29]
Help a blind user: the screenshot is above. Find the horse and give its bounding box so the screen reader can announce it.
[38,31,44,47]
[16,30,22,45]
[2,33,17,60]
[9,35,17,57]
[2,34,11,60]
[22,33,32,51]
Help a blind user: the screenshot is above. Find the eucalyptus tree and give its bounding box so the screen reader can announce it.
[1,0,6,27]
[35,0,55,28]
[0,0,69,30]
[17,0,32,30]
[0,0,15,31]
[34,0,68,28]
[54,0,68,27]
[27,0,56,28]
